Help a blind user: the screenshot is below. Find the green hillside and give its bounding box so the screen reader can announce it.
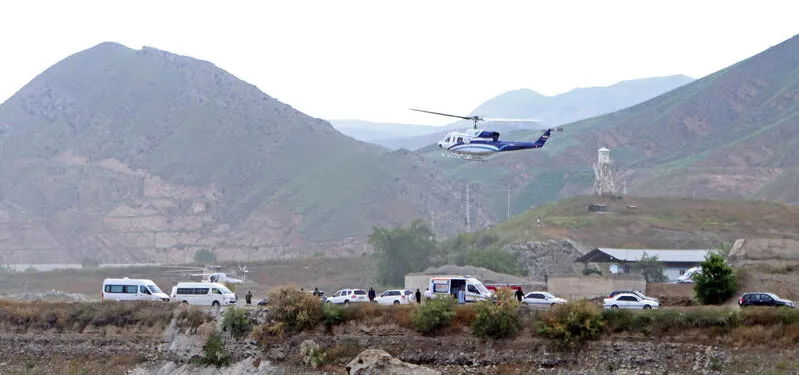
[0,42,492,262]
[445,34,799,218]
[483,195,799,249]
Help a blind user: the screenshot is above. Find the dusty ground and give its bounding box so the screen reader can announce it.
[0,256,382,301]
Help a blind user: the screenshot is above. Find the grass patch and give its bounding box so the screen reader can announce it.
[0,299,176,333]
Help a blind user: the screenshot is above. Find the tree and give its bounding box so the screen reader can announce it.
[369,219,437,286]
[194,248,217,263]
[693,253,737,305]
[631,252,667,282]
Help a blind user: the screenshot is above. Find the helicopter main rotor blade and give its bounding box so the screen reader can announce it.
[482,117,543,122]
[410,108,475,121]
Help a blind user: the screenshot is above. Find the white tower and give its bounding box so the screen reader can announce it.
[593,147,617,195]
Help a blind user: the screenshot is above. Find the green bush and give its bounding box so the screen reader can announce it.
[412,296,456,335]
[267,284,324,332]
[202,331,232,367]
[471,288,521,339]
[694,253,737,305]
[536,300,604,349]
[222,306,252,339]
[323,303,344,327]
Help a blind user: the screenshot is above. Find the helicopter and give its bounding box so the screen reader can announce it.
[410,108,562,161]
[153,264,248,284]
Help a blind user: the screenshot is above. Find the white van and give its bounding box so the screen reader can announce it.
[171,282,237,307]
[102,278,170,302]
[423,276,493,303]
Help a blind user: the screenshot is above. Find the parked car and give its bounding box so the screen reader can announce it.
[325,289,369,304]
[521,291,567,308]
[738,292,795,308]
[609,290,658,301]
[603,293,659,310]
[375,289,414,305]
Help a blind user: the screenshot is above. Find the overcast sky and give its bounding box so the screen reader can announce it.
[1,1,797,126]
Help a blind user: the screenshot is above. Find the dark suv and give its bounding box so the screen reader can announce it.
[738,292,795,308]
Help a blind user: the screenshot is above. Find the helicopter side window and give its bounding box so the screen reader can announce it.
[456,137,463,143]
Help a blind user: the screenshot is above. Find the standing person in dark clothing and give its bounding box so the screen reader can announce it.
[245,290,252,305]
[515,288,524,302]
[415,288,422,304]
[368,287,376,303]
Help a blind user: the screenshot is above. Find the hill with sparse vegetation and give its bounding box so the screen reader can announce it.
[483,195,799,248]
[0,42,493,264]
[432,34,799,219]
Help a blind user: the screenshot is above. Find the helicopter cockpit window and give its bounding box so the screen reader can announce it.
[444,136,450,143]
[456,137,463,143]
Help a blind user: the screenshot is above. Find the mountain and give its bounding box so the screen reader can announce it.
[328,119,442,148]
[377,75,694,150]
[0,42,493,264]
[450,34,799,217]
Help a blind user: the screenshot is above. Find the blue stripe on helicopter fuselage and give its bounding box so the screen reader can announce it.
[448,140,539,153]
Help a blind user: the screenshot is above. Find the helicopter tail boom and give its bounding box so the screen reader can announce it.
[533,129,552,147]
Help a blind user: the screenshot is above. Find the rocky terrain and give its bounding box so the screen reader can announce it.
[1,300,797,375]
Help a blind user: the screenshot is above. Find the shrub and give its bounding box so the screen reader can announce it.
[536,300,604,349]
[412,295,456,334]
[222,306,252,339]
[694,253,737,305]
[471,287,521,339]
[267,284,324,332]
[323,303,344,327]
[202,331,232,367]
[300,339,326,369]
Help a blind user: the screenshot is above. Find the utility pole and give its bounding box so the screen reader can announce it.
[507,184,511,220]
[465,183,471,233]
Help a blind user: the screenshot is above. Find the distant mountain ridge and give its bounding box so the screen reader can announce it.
[329,119,441,145]
[446,34,799,217]
[360,75,694,150]
[0,42,492,264]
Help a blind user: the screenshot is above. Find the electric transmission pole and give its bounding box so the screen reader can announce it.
[465,183,471,233]
[507,185,511,220]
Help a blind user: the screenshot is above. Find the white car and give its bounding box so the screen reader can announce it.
[326,289,369,304]
[603,293,659,310]
[522,291,567,308]
[376,289,414,305]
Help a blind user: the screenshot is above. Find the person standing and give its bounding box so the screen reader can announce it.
[415,288,422,304]
[457,288,466,304]
[515,288,524,302]
[245,290,252,305]
[368,287,376,303]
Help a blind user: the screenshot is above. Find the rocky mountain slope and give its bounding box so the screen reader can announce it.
[328,119,441,145]
[0,42,492,264]
[444,34,799,215]
[369,75,693,150]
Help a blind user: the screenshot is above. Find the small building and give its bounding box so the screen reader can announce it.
[574,248,714,282]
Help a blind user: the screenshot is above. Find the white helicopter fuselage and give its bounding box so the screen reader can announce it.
[437,130,500,156]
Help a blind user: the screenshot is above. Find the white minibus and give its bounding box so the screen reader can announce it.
[102,278,170,302]
[171,282,237,306]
